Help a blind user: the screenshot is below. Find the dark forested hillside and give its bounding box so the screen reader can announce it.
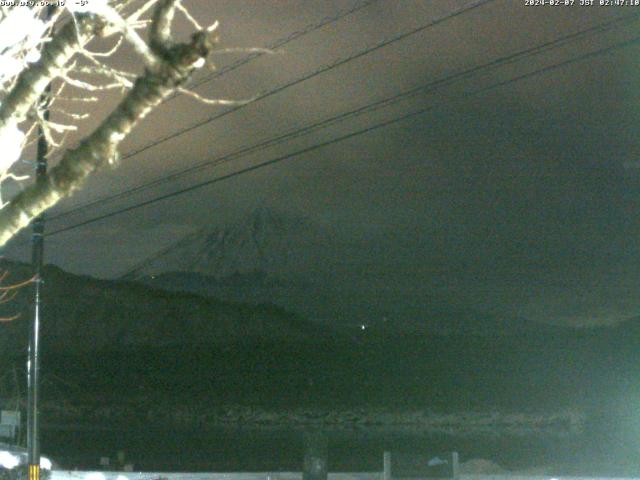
[0,261,327,355]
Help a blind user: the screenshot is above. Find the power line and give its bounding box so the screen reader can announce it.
[122,16,607,280]
[115,0,495,160]
[45,1,381,163]
[48,10,640,224]
[44,33,640,243]
[46,0,495,223]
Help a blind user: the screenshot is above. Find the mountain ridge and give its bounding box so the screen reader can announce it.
[0,259,332,355]
[140,268,580,337]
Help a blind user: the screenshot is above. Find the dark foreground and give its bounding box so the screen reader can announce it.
[1,330,638,475]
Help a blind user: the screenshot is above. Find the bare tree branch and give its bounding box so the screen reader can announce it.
[0,9,218,246]
[0,271,36,321]
[0,13,101,137]
[100,5,159,68]
[149,0,177,53]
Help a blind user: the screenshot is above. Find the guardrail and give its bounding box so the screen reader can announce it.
[50,473,640,480]
[51,473,379,480]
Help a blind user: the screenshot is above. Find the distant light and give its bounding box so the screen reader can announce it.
[361,324,366,330]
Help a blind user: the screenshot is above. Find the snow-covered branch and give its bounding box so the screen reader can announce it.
[0,13,99,137]
[0,0,224,246]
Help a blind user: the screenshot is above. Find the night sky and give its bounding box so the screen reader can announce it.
[4,0,640,327]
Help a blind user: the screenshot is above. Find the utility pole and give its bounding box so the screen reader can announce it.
[28,7,55,480]
[27,93,48,480]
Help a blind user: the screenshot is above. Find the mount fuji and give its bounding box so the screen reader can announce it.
[124,207,332,279]
[124,207,369,326]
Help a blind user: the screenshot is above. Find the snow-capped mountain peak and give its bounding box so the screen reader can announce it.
[129,207,323,279]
